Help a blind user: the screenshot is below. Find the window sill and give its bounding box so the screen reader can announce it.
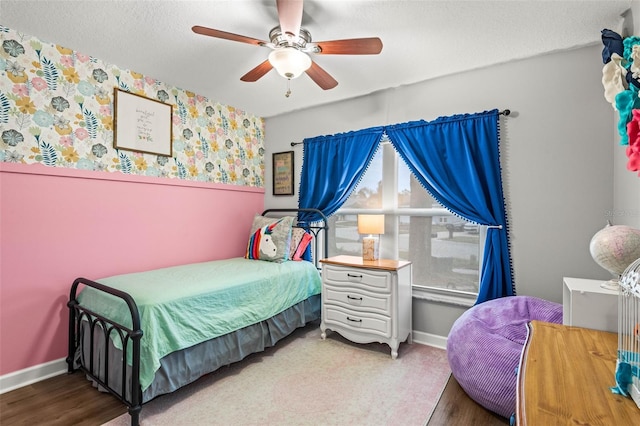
[411,285,476,307]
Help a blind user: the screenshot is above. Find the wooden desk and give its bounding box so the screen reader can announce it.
[516,321,639,425]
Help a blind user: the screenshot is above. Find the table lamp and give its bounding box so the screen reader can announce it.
[358,214,384,261]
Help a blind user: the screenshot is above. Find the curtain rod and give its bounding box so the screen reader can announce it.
[290,109,511,146]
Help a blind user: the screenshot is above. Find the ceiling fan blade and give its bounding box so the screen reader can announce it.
[315,37,383,55]
[276,0,303,39]
[305,61,338,90]
[240,60,274,82]
[192,25,267,46]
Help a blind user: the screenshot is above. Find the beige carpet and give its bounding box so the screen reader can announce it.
[103,322,450,426]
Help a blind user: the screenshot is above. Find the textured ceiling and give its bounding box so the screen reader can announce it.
[1,0,632,118]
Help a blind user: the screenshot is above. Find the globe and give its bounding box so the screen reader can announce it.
[590,224,640,288]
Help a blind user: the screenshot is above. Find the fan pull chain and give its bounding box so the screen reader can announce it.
[285,79,292,98]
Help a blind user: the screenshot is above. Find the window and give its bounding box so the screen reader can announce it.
[329,141,483,298]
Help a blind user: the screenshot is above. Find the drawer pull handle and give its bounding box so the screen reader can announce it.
[346,316,362,323]
[347,273,362,278]
[347,295,363,301]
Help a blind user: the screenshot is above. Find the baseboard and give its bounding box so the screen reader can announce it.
[412,330,447,350]
[0,358,67,394]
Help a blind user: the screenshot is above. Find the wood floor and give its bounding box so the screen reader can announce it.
[1,369,508,425]
[0,372,126,425]
[428,374,510,426]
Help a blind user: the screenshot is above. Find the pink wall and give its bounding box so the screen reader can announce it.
[0,163,264,375]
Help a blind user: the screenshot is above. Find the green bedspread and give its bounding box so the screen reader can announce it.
[77,257,322,391]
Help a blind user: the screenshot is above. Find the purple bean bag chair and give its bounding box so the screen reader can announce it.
[446,296,562,419]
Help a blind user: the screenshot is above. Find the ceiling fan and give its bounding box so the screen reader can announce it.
[192,0,383,92]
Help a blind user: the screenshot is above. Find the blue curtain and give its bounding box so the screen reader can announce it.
[297,109,513,303]
[298,127,384,223]
[385,109,513,303]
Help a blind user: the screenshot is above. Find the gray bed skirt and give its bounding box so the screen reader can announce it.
[78,294,320,403]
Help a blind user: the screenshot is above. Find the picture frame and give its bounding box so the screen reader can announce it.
[272,151,294,196]
[113,88,173,157]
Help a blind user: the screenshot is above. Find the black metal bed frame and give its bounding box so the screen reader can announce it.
[66,208,327,426]
[262,208,329,264]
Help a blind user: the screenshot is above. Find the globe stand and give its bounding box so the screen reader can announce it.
[600,278,620,291]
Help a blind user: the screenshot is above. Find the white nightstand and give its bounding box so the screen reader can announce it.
[562,277,618,332]
[319,255,412,359]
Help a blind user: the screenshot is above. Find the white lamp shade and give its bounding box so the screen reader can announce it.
[268,48,312,79]
[358,214,385,235]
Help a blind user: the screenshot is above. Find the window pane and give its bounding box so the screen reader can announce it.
[398,161,440,208]
[398,160,412,208]
[329,214,361,257]
[331,146,480,296]
[342,147,383,209]
[399,214,480,293]
[397,162,479,293]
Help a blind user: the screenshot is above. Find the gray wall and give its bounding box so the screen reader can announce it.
[264,44,630,338]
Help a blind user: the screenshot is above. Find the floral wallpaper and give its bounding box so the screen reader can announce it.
[0,26,265,187]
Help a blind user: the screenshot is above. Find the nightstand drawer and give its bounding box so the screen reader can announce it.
[323,264,390,292]
[324,286,390,313]
[324,306,391,337]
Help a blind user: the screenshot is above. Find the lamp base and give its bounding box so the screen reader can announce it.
[362,236,379,261]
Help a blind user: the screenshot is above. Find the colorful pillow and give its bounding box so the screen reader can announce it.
[292,231,313,261]
[289,227,306,259]
[245,215,293,262]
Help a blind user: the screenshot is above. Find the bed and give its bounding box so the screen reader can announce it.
[66,208,328,426]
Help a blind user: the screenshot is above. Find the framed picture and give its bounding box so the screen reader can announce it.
[272,151,294,196]
[113,88,173,157]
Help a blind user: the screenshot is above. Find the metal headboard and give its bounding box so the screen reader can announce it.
[261,208,329,268]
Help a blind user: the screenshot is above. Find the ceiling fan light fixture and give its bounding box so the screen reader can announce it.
[268,47,311,80]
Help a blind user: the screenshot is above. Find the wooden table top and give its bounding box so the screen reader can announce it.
[516,321,639,425]
[319,255,411,271]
